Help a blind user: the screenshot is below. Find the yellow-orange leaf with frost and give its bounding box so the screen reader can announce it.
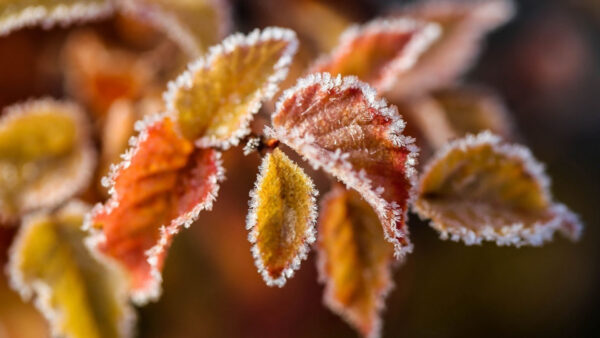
[317,186,395,338]
[0,0,112,36]
[118,0,231,57]
[270,73,418,257]
[311,18,440,92]
[247,149,317,287]
[415,132,583,246]
[390,0,515,97]
[0,98,95,222]
[164,27,298,149]
[87,116,224,304]
[7,201,134,338]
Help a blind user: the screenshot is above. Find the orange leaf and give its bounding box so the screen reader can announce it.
[270,73,418,257]
[311,18,440,92]
[164,27,298,149]
[63,31,154,117]
[389,0,515,97]
[247,149,317,287]
[87,116,224,303]
[317,186,395,338]
[415,132,583,246]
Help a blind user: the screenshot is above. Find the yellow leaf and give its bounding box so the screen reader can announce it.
[0,99,95,221]
[311,18,440,92]
[390,0,515,97]
[404,86,515,150]
[7,201,134,338]
[247,149,317,287]
[165,27,298,149]
[270,73,418,257]
[118,0,231,57]
[415,132,583,246]
[317,186,394,338]
[0,0,113,36]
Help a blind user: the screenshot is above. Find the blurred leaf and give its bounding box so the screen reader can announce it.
[0,0,112,36]
[404,85,515,150]
[389,0,515,97]
[117,0,231,57]
[7,201,134,338]
[317,185,394,338]
[415,132,583,246]
[247,148,317,287]
[311,18,440,92]
[87,116,224,304]
[63,31,154,117]
[164,27,298,149]
[270,73,418,257]
[0,98,95,222]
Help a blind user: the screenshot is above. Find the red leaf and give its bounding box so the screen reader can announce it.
[270,73,418,257]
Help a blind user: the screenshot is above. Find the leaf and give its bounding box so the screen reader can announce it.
[7,201,134,338]
[270,73,418,257]
[415,132,583,246]
[403,85,515,150]
[0,98,95,222]
[311,18,440,92]
[86,116,224,303]
[389,0,515,97]
[0,0,113,36]
[246,148,317,287]
[317,185,395,338]
[117,0,231,57]
[63,31,155,117]
[164,27,299,149]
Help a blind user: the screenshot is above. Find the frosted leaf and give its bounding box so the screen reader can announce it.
[246,149,317,287]
[117,0,231,57]
[164,27,298,149]
[0,98,95,222]
[404,85,515,150]
[86,116,224,304]
[270,73,418,257]
[317,186,395,338]
[0,0,113,36]
[415,132,583,246]
[311,17,440,92]
[389,0,515,97]
[7,201,135,338]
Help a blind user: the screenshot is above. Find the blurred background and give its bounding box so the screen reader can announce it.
[0,0,599,337]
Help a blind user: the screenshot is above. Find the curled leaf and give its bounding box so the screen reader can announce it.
[0,0,113,36]
[404,85,515,150]
[0,98,95,222]
[63,31,155,117]
[390,0,515,97]
[415,132,583,246]
[164,27,299,149]
[7,201,134,338]
[87,116,224,303]
[118,0,231,57]
[317,186,395,338]
[311,18,440,92]
[270,73,418,257]
[247,149,317,287]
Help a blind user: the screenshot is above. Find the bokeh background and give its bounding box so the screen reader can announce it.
[0,0,599,337]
